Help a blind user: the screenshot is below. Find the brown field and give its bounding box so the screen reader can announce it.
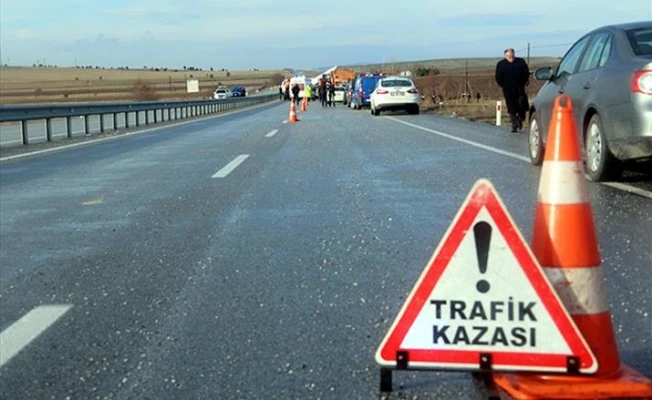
[0,66,287,104]
[412,61,558,123]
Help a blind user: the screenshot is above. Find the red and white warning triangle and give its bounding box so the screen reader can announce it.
[375,179,597,373]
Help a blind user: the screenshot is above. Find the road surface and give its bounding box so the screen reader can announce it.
[1,101,650,399]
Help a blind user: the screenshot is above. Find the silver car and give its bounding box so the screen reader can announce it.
[528,21,652,181]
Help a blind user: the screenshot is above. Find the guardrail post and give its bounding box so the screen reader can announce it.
[136,111,141,127]
[20,120,29,145]
[154,110,159,123]
[125,112,130,129]
[113,113,118,130]
[46,118,53,142]
[84,115,90,135]
[145,110,150,125]
[66,116,73,138]
[99,114,105,133]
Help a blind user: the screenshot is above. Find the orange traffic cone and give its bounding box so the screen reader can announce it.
[301,97,307,112]
[492,95,652,399]
[287,101,299,123]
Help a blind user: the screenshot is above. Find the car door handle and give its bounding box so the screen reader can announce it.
[583,82,591,89]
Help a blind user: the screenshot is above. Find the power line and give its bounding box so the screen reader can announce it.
[532,42,575,49]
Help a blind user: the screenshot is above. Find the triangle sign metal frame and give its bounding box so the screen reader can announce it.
[375,179,596,373]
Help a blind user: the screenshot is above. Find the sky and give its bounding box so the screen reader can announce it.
[1,0,651,71]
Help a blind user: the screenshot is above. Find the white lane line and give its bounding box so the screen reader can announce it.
[0,304,73,367]
[265,129,279,138]
[386,116,652,199]
[282,120,288,124]
[602,182,652,199]
[212,154,250,178]
[386,116,529,162]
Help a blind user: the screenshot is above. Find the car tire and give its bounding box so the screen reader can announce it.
[585,113,621,182]
[528,111,544,166]
[413,105,420,115]
[372,107,380,116]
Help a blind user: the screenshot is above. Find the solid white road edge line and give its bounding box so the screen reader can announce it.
[386,116,652,200]
[265,129,279,138]
[386,116,529,163]
[601,182,652,200]
[0,304,73,368]
[212,154,250,178]
[0,101,278,163]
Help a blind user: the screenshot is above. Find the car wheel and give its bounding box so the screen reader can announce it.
[585,113,621,182]
[528,111,544,166]
[413,105,420,115]
[372,107,380,116]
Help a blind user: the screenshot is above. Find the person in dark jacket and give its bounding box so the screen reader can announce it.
[328,82,336,107]
[495,48,530,132]
[291,83,301,106]
[319,77,328,107]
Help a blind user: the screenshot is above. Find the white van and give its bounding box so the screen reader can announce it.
[289,76,309,99]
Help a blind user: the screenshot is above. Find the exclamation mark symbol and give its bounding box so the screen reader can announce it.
[473,221,492,293]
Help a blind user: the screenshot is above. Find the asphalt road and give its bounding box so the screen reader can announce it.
[1,101,650,399]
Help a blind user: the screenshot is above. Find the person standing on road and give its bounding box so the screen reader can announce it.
[304,84,312,104]
[495,48,530,133]
[328,82,336,107]
[319,77,328,107]
[291,83,301,106]
[284,80,290,101]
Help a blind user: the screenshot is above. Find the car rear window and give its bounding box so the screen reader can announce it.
[381,79,412,87]
[626,27,652,56]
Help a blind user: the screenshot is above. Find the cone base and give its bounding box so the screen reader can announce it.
[493,365,652,399]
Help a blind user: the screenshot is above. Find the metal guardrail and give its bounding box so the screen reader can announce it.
[0,94,278,146]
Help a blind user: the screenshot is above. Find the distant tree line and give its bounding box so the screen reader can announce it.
[20,64,263,72]
[414,66,441,77]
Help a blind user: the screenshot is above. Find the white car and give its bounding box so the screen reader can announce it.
[213,88,231,100]
[370,77,420,115]
[333,86,345,102]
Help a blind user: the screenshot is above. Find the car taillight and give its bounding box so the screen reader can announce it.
[376,89,389,95]
[632,70,652,94]
[407,88,418,94]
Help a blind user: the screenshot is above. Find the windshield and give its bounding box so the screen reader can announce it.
[626,27,652,55]
[381,79,413,87]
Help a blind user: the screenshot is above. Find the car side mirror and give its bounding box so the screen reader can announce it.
[534,67,553,81]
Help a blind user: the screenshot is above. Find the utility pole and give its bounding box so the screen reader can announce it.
[527,42,531,65]
[465,60,469,102]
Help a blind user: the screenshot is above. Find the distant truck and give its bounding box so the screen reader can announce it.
[331,68,355,86]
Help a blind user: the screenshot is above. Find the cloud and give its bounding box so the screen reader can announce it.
[1,0,651,69]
